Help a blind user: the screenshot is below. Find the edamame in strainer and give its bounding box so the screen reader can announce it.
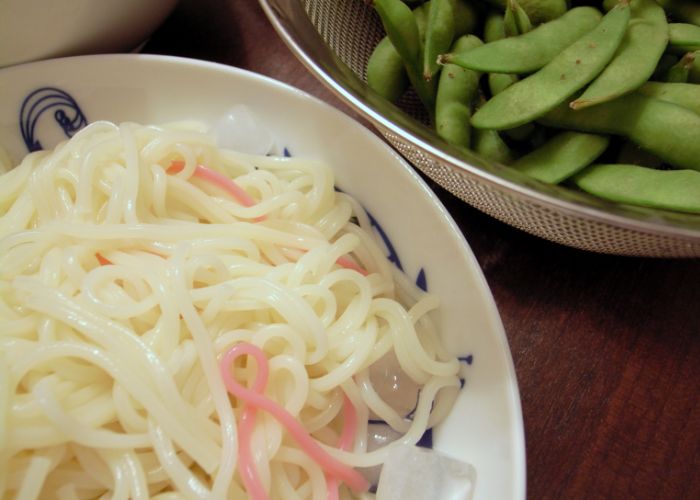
[365,0,700,215]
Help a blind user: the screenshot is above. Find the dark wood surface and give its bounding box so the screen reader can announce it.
[144,1,700,498]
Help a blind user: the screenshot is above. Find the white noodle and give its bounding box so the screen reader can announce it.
[0,121,463,499]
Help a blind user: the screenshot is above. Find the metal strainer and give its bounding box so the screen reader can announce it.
[259,0,700,257]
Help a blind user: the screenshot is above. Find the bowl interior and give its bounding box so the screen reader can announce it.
[0,55,525,500]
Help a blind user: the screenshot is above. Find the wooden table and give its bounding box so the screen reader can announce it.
[144,1,700,498]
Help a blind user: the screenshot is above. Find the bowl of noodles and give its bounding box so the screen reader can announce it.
[0,54,525,500]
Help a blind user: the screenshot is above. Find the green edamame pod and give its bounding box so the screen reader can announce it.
[668,23,700,53]
[489,73,518,96]
[372,0,437,112]
[573,164,700,214]
[435,35,483,149]
[510,132,610,184]
[483,13,518,97]
[439,7,603,74]
[424,0,455,81]
[484,11,506,43]
[472,95,513,163]
[663,51,696,83]
[473,128,514,164]
[413,0,475,39]
[472,2,631,130]
[542,92,700,171]
[570,0,667,110]
[504,0,532,38]
[367,37,410,101]
[638,82,700,115]
[372,0,421,66]
[482,0,567,24]
[414,2,429,39]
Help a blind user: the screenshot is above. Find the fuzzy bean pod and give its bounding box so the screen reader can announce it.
[570,0,668,110]
[510,131,610,184]
[439,7,603,75]
[367,36,410,101]
[663,51,697,83]
[423,0,455,81]
[483,0,567,24]
[542,92,700,171]
[504,0,532,37]
[372,0,437,112]
[668,23,700,53]
[574,164,700,214]
[471,2,631,130]
[638,81,700,115]
[435,35,483,149]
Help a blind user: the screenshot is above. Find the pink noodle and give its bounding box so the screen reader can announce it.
[168,161,266,221]
[326,394,359,500]
[238,402,268,500]
[335,255,369,276]
[220,343,369,496]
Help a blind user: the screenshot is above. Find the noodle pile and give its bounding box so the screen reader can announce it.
[0,121,462,499]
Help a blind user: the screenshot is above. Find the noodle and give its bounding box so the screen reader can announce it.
[0,121,462,499]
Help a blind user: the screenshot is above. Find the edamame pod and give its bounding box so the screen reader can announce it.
[638,81,700,115]
[438,7,603,75]
[372,0,437,112]
[668,23,700,53]
[542,92,700,171]
[424,0,455,81]
[372,0,421,66]
[482,11,533,139]
[435,35,483,149]
[489,73,518,96]
[504,0,532,37]
[484,11,506,43]
[414,2,429,39]
[473,128,514,164]
[510,132,610,184]
[472,2,631,130]
[367,37,409,101]
[414,0,476,39]
[573,164,700,214]
[472,95,513,163]
[570,0,667,110]
[483,13,518,97]
[482,0,567,24]
[663,51,696,83]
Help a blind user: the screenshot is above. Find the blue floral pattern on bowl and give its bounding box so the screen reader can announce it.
[20,87,88,152]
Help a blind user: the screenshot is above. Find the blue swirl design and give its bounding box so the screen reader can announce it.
[20,87,87,152]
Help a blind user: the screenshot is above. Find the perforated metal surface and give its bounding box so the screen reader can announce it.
[263,0,700,257]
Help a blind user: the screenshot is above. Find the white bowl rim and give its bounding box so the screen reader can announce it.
[0,53,526,500]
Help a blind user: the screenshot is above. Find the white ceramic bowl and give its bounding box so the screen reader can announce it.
[0,0,177,67]
[0,54,525,500]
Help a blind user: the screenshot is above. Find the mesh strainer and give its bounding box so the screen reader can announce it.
[259,0,700,257]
